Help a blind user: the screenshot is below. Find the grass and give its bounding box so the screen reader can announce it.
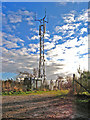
[74,91,90,104]
[74,91,90,96]
[75,99,90,103]
[2,89,70,96]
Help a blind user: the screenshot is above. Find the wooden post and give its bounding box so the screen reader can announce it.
[76,82,77,94]
[40,80,42,90]
[80,74,83,94]
[73,74,75,93]
[36,80,38,89]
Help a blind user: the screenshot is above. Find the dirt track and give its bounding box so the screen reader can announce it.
[2,94,90,120]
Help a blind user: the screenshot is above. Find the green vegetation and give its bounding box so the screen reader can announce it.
[2,89,70,96]
[75,99,90,103]
[75,91,90,96]
[82,91,90,96]
[74,91,90,104]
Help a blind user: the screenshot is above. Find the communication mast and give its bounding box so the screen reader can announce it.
[35,9,48,83]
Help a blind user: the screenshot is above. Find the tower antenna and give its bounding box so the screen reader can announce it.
[35,9,48,84]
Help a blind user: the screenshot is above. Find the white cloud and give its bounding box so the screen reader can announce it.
[4,9,34,27]
[76,9,88,22]
[55,9,88,38]
[2,32,25,49]
[18,9,34,16]
[62,11,76,23]
[23,10,31,16]
[30,35,39,40]
[25,16,34,25]
[53,35,62,42]
[3,40,20,49]
[80,28,87,34]
[46,34,88,76]
[44,42,55,50]
[2,33,24,43]
[30,28,38,34]
[55,22,82,37]
[28,48,36,52]
[44,33,50,39]
[8,14,22,23]
[28,21,34,25]
[29,43,39,48]
[2,46,39,73]
[55,24,75,35]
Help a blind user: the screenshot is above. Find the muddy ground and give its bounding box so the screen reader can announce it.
[2,94,90,120]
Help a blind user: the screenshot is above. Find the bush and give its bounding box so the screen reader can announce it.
[8,92,12,95]
[3,91,8,95]
[11,91,14,94]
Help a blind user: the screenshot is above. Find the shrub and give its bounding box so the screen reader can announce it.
[8,92,12,95]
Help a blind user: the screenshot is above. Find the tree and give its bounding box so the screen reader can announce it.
[77,66,90,93]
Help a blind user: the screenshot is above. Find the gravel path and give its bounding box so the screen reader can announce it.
[2,94,89,120]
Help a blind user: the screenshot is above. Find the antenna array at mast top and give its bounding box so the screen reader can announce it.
[35,8,48,24]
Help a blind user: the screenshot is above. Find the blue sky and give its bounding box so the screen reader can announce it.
[1,2,88,80]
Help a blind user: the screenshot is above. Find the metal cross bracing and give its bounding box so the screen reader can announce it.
[35,9,48,83]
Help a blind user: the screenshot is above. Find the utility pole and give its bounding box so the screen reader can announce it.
[35,9,48,83]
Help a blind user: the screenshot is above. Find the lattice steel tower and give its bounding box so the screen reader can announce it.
[35,9,48,82]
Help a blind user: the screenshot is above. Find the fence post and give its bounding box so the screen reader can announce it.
[73,74,75,94]
[80,74,83,94]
